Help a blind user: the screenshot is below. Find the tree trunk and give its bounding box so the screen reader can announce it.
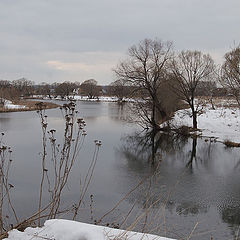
[210,96,215,110]
[186,137,197,168]
[193,111,197,129]
[190,104,197,129]
[151,130,155,165]
[152,99,157,131]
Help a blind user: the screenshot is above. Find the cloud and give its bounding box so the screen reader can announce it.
[46,50,123,75]
[0,0,239,84]
[41,51,124,84]
[46,60,113,72]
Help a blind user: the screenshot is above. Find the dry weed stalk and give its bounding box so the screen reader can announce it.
[0,133,18,234]
[0,100,101,237]
[36,100,101,225]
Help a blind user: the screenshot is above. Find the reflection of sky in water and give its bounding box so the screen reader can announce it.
[0,101,240,239]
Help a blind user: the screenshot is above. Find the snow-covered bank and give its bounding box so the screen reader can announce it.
[73,95,120,102]
[4,219,175,240]
[0,99,59,112]
[169,106,240,143]
[32,95,135,102]
[2,100,26,109]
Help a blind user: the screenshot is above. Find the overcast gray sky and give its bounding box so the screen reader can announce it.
[0,0,239,85]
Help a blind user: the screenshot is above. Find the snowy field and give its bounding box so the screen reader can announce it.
[4,219,175,240]
[169,106,240,143]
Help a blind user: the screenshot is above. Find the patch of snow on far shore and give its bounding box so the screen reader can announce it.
[169,106,240,143]
[74,95,119,102]
[32,95,136,102]
[4,219,175,240]
[4,100,26,109]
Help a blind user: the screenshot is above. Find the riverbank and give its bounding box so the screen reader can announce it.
[4,219,175,240]
[30,95,135,102]
[0,99,59,112]
[168,105,240,144]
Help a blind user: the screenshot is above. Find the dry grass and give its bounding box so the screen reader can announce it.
[0,100,102,237]
[0,100,59,112]
[198,96,239,108]
[224,140,240,148]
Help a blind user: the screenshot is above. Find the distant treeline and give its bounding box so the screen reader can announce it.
[0,76,229,102]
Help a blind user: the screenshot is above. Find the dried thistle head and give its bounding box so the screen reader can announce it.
[65,116,71,122]
[49,129,56,134]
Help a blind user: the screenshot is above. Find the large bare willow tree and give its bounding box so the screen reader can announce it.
[114,39,173,131]
[170,51,215,129]
[220,46,240,106]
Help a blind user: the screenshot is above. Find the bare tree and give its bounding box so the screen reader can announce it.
[220,46,240,106]
[170,50,216,129]
[12,78,35,97]
[0,80,21,102]
[0,80,11,104]
[80,79,99,99]
[108,79,130,102]
[37,82,52,99]
[55,81,77,99]
[114,39,173,131]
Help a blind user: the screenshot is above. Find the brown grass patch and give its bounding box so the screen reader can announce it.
[224,140,240,148]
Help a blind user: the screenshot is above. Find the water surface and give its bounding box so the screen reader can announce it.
[0,101,240,240]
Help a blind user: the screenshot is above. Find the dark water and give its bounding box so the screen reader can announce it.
[0,101,240,240]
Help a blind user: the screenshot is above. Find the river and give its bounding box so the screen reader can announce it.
[0,101,240,239]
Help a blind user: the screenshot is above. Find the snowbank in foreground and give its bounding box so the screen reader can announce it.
[4,219,175,240]
[170,107,240,143]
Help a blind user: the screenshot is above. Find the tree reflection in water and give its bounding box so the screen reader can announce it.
[120,130,189,167]
[117,131,240,239]
[222,206,240,238]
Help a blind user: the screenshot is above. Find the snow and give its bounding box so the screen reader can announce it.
[71,95,135,102]
[3,100,26,109]
[4,219,175,240]
[72,96,136,103]
[32,95,136,102]
[73,95,120,102]
[169,106,240,143]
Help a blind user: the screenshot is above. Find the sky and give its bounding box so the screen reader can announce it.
[0,0,239,85]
